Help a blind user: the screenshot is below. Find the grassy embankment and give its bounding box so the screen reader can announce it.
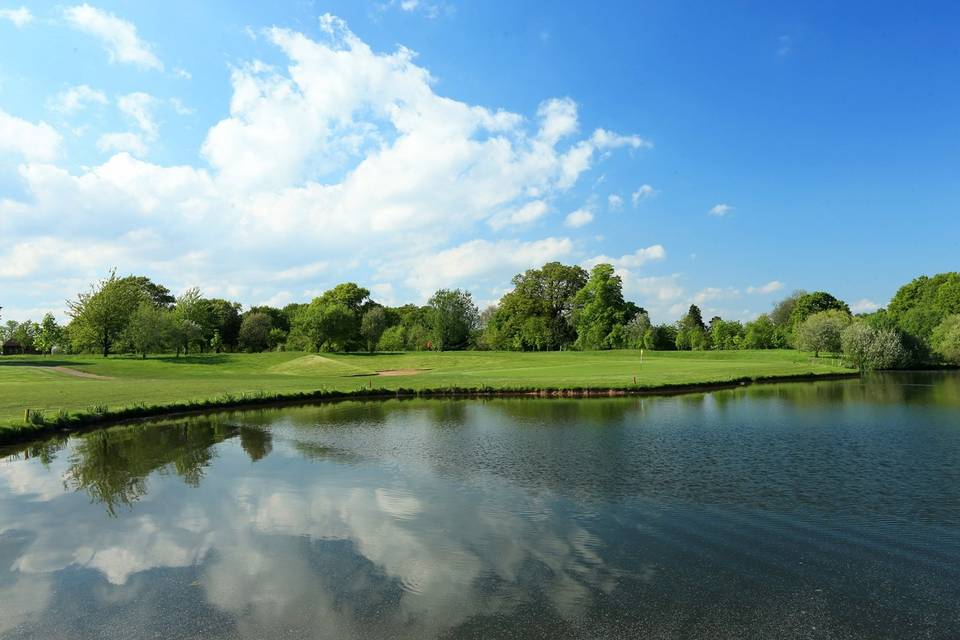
[0,349,850,444]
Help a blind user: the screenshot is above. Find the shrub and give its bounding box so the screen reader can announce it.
[842,321,910,370]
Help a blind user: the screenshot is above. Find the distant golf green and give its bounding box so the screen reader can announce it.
[0,350,848,439]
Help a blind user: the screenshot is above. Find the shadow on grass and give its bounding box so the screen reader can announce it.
[152,354,233,365]
[0,359,79,367]
[335,351,417,357]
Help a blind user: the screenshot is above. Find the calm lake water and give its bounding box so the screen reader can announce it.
[1,372,959,639]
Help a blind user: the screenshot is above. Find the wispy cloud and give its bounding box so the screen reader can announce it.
[608,194,623,211]
[379,0,449,19]
[631,184,656,206]
[169,98,194,116]
[777,34,793,57]
[117,92,159,138]
[97,131,147,157]
[0,6,32,27]
[709,203,732,217]
[48,84,108,115]
[747,280,783,295]
[63,4,163,70]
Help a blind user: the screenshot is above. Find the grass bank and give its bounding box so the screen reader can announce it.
[0,349,851,445]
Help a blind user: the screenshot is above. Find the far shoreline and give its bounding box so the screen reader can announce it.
[0,369,865,449]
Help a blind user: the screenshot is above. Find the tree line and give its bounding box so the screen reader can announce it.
[2,265,958,369]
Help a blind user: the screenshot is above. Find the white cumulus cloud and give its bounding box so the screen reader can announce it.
[400,237,574,298]
[585,245,666,270]
[709,203,732,217]
[0,109,62,161]
[850,299,880,314]
[488,200,549,230]
[0,14,645,316]
[565,209,594,228]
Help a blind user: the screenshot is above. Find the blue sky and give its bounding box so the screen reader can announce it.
[1,1,957,323]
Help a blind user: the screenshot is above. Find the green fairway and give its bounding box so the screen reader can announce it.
[0,349,848,439]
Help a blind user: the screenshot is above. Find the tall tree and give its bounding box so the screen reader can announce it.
[743,314,777,349]
[484,262,588,351]
[931,315,960,364]
[118,276,176,308]
[571,264,632,350]
[206,299,243,350]
[238,312,274,352]
[360,306,389,353]
[34,313,64,354]
[126,302,174,358]
[888,273,960,344]
[428,289,479,351]
[789,292,851,328]
[675,304,709,350]
[293,300,355,352]
[68,272,144,357]
[173,288,213,354]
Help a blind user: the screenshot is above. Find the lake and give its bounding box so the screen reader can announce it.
[1,372,959,639]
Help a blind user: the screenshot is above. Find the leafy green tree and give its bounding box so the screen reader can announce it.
[68,272,145,357]
[484,262,589,351]
[360,306,389,352]
[743,314,777,349]
[643,323,677,350]
[173,288,212,355]
[118,276,176,308]
[293,301,355,352]
[268,328,287,351]
[623,312,651,349]
[675,304,708,351]
[710,318,744,350]
[931,314,960,364]
[206,299,243,350]
[9,320,39,352]
[888,273,960,345]
[795,310,850,356]
[377,325,406,351]
[34,313,64,354]
[770,290,807,327]
[790,292,851,328]
[428,289,479,351]
[210,330,223,353]
[248,306,290,333]
[572,264,634,350]
[238,312,273,352]
[126,302,174,358]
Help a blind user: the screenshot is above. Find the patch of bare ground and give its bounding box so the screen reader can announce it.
[41,366,112,380]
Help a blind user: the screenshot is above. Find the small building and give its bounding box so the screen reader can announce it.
[2,339,26,355]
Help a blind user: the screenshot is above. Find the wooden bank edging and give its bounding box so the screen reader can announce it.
[0,370,861,448]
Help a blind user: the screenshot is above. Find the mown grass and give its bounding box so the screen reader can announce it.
[0,349,849,444]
